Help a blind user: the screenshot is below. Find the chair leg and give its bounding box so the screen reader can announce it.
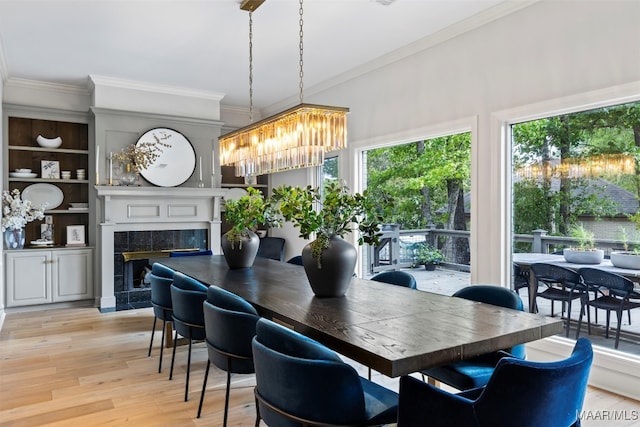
[564,299,573,338]
[148,316,157,357]
[169,329,178,380]
[254,393,261,427]
[185,338,193,402]
[576,303,584,340]
[368,367,371,381]
[197,360,211,418]
[605,311,611,339]
[223,358,232,427]
[614,309,623,349]
[158,320,166,373]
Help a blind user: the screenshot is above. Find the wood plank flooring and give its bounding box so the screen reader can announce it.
[1,307,638,426]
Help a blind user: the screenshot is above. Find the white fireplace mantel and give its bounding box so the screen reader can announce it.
[95,186,227,311]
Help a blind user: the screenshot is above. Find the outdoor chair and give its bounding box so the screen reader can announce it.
[370,271,417,289]
[398,338,593,427]
[530,263,586,337]
[577,267,640,349]
[420,285,526,390]
[197,286,260,425]
[169,271,208,401]
[251,318,399,426]
[513,263,530,298]
[147,263,176,373]
[256,237,286,261]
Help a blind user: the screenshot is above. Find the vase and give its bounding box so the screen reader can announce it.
[302,235,357,297]
[610,252,640,270]
[4,228,25,250]
[221,230,260,269]
[562,248,604,264]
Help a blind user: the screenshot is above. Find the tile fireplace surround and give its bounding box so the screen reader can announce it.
[96,186,226,312]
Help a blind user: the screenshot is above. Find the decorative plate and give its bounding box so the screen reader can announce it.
[22,183,64,210]
[136,128,196,187]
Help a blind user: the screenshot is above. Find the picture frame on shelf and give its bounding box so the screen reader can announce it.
[41,160,60,179]
[66,225,86,246]
[40,215,54,242]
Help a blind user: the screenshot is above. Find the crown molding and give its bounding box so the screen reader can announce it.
[88,75,225,102]
[4,77,91,96]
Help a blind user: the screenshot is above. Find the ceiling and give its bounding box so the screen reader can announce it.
[0,0,510,111]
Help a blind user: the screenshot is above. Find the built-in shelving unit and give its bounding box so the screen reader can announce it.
[6,117,90,245]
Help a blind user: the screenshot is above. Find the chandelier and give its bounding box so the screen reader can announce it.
[219,0,349,177]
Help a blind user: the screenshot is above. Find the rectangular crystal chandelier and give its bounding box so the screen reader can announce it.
[219,103,349,176]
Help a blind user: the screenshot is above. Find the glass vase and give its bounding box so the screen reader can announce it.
[4,228,25,250]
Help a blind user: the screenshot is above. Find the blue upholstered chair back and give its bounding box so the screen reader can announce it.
[204,286,259,373]
[286,255,304,265]
[169,249,213,257]
[150,273,173,321]
[399,338,593,427]
[152,262,175,279]
[257,237,286,261]
[252,318,369,426]
[170,272,207,341]
[371,271,417,289]
[453,285,525,359]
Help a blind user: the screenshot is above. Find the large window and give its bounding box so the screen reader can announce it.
[362,132,472,273]
[511,100,640,352]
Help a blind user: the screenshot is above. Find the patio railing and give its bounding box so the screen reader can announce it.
[368,226,638,274]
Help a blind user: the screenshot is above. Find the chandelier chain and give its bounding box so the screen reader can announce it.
[249,11,254,123]
[298,0,304,103]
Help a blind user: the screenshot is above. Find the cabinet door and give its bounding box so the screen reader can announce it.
[5,251,51,306]
[52,249,93,302]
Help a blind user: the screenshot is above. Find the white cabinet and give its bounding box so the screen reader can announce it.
[5,248,93,307]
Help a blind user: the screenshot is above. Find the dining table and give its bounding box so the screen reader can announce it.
[153,255,563,378]
[513,252,640,313]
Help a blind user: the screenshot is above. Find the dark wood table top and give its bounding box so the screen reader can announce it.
[153,255,564,377]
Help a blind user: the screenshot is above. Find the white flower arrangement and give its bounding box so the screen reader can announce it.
[112,132,172,173]
[2,189,45,232]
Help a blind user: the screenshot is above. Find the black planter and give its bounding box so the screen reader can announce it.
[302,235,357,297]
[221,230,260,269]
[424,263,437,271]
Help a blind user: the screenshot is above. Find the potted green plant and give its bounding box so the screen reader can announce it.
[563,223,604,264]
[414,242,444,271]
[222,187,280,269]
[272,181,392,297]
[610,226,640,270]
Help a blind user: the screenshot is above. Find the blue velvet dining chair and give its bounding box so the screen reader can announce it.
[256,237,286,261]
[399,338,593,427]
[169,271,208,402]
[147,263,176,373]
[370,271,417,289]
[577,267,640,349]
[420,285,526,390]
[286,255,303,265]
[197,286,260,426]
[251,318,399,427]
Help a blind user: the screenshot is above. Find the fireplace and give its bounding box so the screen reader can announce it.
[96,186,226,312]
[114,229,208,310]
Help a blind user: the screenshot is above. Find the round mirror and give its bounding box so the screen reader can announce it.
[136,128,196,187]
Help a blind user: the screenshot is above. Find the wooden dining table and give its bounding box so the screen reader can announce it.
[513,253,640,313]
[153,255,563,378]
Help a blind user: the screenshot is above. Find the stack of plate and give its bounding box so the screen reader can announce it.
[30,240,54,247]
[10,168,37,178]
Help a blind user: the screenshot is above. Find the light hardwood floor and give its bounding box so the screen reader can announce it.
[1,307,638,426]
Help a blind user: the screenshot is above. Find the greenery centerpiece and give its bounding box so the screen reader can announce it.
[563,223,604,264]
[610,227,640,269]
[272,181,392,296]
[222,187,280,269]
[2,188,45,249]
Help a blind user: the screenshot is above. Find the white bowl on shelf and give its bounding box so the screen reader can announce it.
[15,168,32,173]
[36,135,62,148]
